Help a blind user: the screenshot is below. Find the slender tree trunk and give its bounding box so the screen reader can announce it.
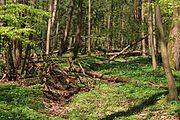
[141,0,146,55]
[21,44,31,75]
[51,0,58,51]
[153,10,157,55]
[59,0,74,55]
[46,0,53,55]
[107,15,111,50]
[107,0,113,51]
[51,0,58,29]
[72,0,83,60]
[148,0,157,69]
[87,0,91,55]
[53,18,59,50]
[6,40,16,80]
[12,40,22,70]
[155,6,178,101]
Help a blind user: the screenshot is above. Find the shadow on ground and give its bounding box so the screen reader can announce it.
[100,91,168,120]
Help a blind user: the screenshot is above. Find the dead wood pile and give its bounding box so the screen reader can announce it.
[38,61,92,102]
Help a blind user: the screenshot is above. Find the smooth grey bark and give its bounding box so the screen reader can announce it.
[87,0,91,55]
[148,0,157,69]
[46,0,53,55]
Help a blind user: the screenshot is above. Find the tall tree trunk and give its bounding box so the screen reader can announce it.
[141,0,146,55]
[21,44,31,75]
[148,0,157,69]
[72,0,83,60]
[51,0,58,51]
[51,0,58,29]
[12,40,22,70]
[87,0,91,55]
[6,40,16,80]
[153,10,157,55]
[155,6,178,101]
[168,4,180,70]
[107,0,113,51]
[46,0,53,55]
[59,0,74,55]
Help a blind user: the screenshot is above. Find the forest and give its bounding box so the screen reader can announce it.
[0,0,180,119]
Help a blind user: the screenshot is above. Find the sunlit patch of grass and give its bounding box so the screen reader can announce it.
[63,82,166,119]
[1,56,179,120]
[0,84,48,120]
[99,56,168,85]
[59,56,180,119]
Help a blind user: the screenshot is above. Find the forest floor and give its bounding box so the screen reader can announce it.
[0,55,180,120]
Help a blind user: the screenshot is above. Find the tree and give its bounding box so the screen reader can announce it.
[72,0,83,60]
[0,3,48,80]
[87,0,91,55]
[148,0,157,69]
[141,0,146,56]
[59,0,75,56]
[168,1,180,70]
[155,5,178,101]
[46,0,53,55]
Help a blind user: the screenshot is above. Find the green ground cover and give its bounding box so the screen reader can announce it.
[0,84,48,120]
[0,56,179,120]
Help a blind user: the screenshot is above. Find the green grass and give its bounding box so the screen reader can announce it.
[99,56,167,84]
[63,83,171,119]
[0,84,48,120]
[62,56,180,119]
[0,56,180,120]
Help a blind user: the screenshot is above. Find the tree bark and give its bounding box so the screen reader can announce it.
[46,0,53,55]
[108,34,148,62]
[155,6,178,101]
[107,0,113,51]
[12,40,22,70]
[141,0,146,55]
[168,4,180,70]
[59,0,74,55]
[6,40,16,80]
[148,0,157,69]
[72,0,83,60]
[87,0,91,55]
[51,0,58,51]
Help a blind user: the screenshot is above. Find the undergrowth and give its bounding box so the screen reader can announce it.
[0,56,180,120]
[0,84,48,120]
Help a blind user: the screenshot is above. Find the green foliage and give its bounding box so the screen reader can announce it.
[0,27,36,45]
[60,56,180,119]
[0,84,48,120]
[0,3,48,45]
[92,0,144,44]
[156,0,178,35]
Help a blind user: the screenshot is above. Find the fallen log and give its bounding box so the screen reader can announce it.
[106,51,142,56]
[64,66,166,89]
[108,34,149,62]
[64,67,132,83]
